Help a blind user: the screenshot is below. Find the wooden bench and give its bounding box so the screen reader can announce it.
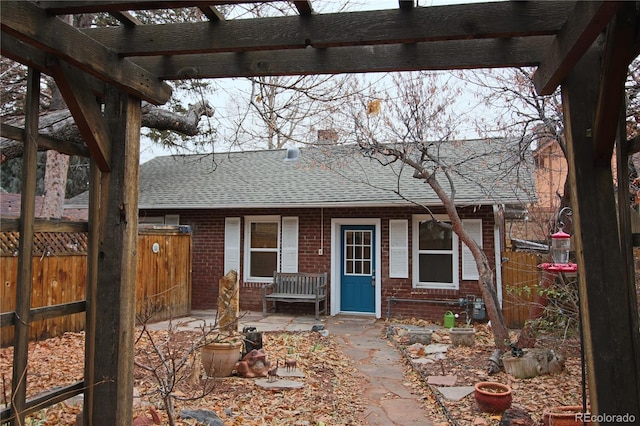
[263,272,328,320]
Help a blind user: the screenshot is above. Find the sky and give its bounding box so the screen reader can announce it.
[139,0,505,163]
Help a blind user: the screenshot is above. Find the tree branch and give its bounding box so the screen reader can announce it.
[0,101,214,163]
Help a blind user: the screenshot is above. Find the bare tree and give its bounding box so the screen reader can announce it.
[134,302,221,426]
[338,71,533,350]
[218,2,361,151]
[456,60,640,347]
[223,74,356,150]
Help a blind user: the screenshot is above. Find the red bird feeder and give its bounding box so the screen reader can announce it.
[538,208,578,273]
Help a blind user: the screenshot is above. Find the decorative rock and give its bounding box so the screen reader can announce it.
[408,329,433,345]
[218,270,239,335]
[436,386,475,401]
[236,348,270,378]
[502,349,565,379]
[132,407,161,426]
[430,332,444,343]
[499,407,534,426]
[427,375,457,386]
[180,409,225,426]
[255,378,304,390]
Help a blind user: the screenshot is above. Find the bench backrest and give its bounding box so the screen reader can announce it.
[273,272,327,296]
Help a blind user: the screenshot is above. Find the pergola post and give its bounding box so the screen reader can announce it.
[10,68,40,426]
[562,41,640,419]
[85,87,141,425]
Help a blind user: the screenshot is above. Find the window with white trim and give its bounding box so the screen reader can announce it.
[412,215,459,289]
[236,216,299,282]
[245,216,280,281]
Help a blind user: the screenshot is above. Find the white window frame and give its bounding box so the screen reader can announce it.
[412,214,459,290]
[244,215,281,282]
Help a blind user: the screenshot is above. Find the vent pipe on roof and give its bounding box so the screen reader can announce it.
[284,146,300,161]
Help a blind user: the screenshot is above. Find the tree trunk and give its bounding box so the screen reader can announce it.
[420,169,511,350]
[41,150,69,218]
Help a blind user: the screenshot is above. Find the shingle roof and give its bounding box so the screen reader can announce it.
[67,140,535,209]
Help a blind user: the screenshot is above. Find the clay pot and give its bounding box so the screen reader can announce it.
[474,381,512,413]
[201,340,243,377]
[542,406,590,425]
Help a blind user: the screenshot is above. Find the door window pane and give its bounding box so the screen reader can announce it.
[344,230,373,276]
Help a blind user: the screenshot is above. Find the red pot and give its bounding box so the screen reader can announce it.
[474,381,512,413]
[543,406,590,425]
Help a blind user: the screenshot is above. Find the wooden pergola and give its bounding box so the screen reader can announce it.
[1,1,638,424]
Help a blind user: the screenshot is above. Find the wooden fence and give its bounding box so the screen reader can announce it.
[501,250,543,328]
[1,226,191,346]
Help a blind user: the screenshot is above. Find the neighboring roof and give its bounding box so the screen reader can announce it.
[1,192,88,220]
[68,140,535,210]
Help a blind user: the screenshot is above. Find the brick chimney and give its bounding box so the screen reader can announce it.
[317,129,338,145]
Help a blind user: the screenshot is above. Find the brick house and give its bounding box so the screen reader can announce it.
[69,140,534,321]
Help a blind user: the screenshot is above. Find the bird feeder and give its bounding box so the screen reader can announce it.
[538,208,577,274]
[551,229,571,265]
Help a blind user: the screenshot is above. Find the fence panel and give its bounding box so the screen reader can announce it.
[501,251,542,328]
[136,229,192,323]
[1,228,192,346]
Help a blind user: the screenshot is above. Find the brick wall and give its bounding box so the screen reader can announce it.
[140,205,498,322]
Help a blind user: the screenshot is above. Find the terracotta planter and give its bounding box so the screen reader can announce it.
[201,340,243,378]
[543,406,590,425]
[474,381,512,413]
[449,327,475,346]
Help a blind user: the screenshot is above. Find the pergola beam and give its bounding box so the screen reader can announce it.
[109,10,143,27]
[134,36,552,80]
[592,3,639,165]
[0,1,171,105]
[50,61,112,172]
[532,1,622,95]
[35,0,250,14]
[293,1,313,16]
[1,123,90,158]
[82,2,574,57]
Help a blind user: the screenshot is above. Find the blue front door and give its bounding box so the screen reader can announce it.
[340,225,375,313]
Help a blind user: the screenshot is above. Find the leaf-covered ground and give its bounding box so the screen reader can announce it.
[388,322,586,426]
[1,323,587,425]
[0,330,366,425]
